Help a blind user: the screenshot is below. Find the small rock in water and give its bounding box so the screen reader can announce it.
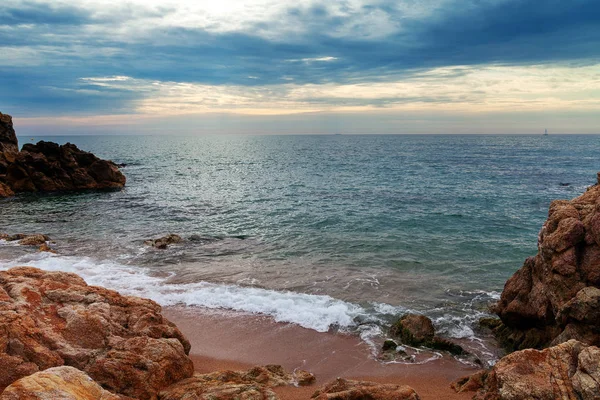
[18,234,47,246]
[390,314,435,346]
[390,313,465,355]
[38,243,56,253]
[144,234,183,249]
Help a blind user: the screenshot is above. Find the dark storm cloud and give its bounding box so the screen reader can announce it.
[1,0,599,115]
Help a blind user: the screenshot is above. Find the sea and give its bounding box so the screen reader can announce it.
[1,134,599,365]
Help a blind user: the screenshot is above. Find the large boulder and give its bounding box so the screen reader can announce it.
[0,366,126,400]
[311,378,420,400]
[455,340,600,400]
[0,112,125,197]
[492,176,600,350]
[0,267,193,399]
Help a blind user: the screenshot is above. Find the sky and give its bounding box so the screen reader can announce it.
[1,0,599,135]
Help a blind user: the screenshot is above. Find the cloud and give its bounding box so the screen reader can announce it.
[1,0,599,121]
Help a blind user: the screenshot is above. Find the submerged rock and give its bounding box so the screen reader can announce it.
[144,234,183,249]
[0,266,193,398]
[0,366,125,400]
[0,112,125,198]
[492,175,600,350]
[456,340,600,400]
[17,234,48,246]
[311,378,420,400]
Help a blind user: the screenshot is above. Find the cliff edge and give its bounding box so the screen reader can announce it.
[492,174,600,350]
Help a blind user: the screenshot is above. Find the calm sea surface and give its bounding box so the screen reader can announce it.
[2,134,599,362]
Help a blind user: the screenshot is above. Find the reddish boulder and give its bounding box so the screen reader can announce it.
[493,177,600,350]
[0,267,193,399]
[0,112,125,198]
[0,366,126,400]
[461,340,600,400]
[311,378,420,400]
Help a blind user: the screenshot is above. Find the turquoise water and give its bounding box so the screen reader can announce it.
[1,134,599,361]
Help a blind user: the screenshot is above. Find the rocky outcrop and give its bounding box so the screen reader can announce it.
[454,340,600,400]
[492,177,600,350]
[389,314,464,355]
[311,378,420,400]
[0,267,193,399]
[0,366,126,400]
[0,112,125,197]
[0,113,18,156]
[159,365,315,400]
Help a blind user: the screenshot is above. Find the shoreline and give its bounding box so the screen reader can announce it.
[164,305,476,399]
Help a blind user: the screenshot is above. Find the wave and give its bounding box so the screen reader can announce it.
[0,252,368,333]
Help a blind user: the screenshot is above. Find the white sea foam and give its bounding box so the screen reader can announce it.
[0,252,367,333]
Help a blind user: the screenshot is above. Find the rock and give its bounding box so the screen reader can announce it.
[18,234,47,246]
[0,267,193,398]
[0,112,125,198]
[429,337,465,355]
[0,366,125,400]
[382,339,399,352]
[390,314,435,346]
[0,112,18,160]
[450,370,487,394]
[292,369,316,386]
[493,177,600,350]
[311,378,420,400]
[0,182,13,197]
[469,340,600,400]
[38,243,56,253]
[478,318,503,331]
[390,314,464,355]
[159,365,313,400]
[144,234,183,249]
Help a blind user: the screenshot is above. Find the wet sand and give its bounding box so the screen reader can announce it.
[164,306,477,399]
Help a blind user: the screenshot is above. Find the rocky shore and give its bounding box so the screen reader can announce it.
[0,112,125,197]
[0,266,425,399]
[2,147,600,398]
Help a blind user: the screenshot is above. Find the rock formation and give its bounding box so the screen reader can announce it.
[0,112,125,197]
[311,378,420,400]
[492,176,600,350]
[0,366,126,400]
[159,365,315,400]
[453,340,600,400]
[0,267,193,399]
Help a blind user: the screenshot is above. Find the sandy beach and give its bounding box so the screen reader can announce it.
[164,306,477,399]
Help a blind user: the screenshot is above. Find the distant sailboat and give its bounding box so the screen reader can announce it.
[544,129,548,136]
